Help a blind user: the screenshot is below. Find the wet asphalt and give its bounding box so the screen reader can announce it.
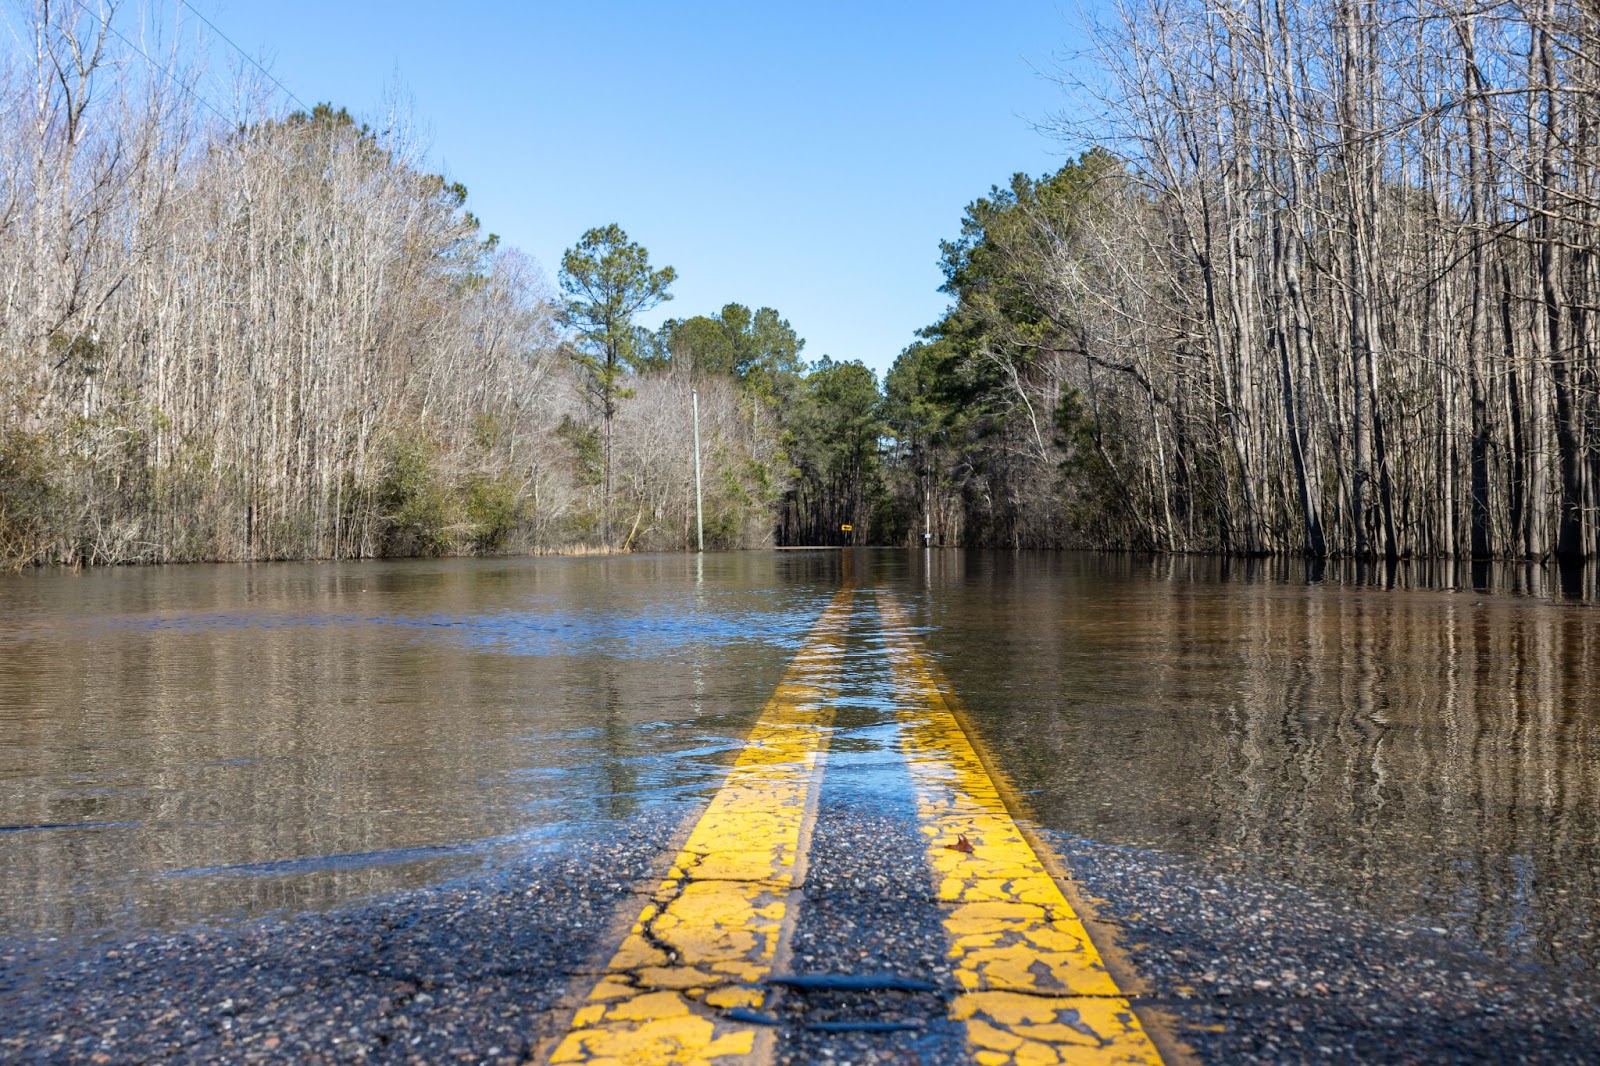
[1049,831,1600,1064]
[0,812,681,1065]
[772,732,966,1066]
[3,576,1599,1066]
[7,730,1600,1066]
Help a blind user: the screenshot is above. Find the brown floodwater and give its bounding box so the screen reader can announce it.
[2,550,1598,984]
[901,551,1600,979]
[0,554,834,937]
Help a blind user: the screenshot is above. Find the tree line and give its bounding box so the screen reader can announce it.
[14,0,1597,564]
[0,1,889,566]
[590,0,1600,562]
[870,0,1600,559]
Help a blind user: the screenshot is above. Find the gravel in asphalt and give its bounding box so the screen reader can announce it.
[772,746,967,1066]
[6,769,1600,1064]
[0,811,685,1065]
[1044,830,1600,1065]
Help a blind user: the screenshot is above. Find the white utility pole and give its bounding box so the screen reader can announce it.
[692,388,704,553]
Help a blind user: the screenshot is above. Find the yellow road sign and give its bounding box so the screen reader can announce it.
[840,524,853,532]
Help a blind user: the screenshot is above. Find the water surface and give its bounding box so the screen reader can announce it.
[903,552,1600,976]
[3,550,1598,985]
[0,554,834,935]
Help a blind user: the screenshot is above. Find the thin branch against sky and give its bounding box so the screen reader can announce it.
[159,0,1092,375]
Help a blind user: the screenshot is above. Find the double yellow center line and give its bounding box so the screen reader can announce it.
[548,591,849,1064]
[545,591,1165,1065]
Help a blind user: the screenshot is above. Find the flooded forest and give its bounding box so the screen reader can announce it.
[5,0,1600,565]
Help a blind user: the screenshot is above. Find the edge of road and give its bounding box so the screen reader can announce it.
[524,799,711,1062]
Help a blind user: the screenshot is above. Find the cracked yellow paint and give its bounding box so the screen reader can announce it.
[546,591,850,1065]
[880,594,1165,1066]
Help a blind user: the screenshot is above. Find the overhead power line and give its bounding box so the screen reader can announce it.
[176,0,311,114]
[67,0,232,123]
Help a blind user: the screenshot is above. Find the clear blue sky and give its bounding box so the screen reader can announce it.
[182,2,1092,377]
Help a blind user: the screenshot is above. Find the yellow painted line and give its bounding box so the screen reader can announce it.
[547,591,850,1065]
[879,594,1166,1066]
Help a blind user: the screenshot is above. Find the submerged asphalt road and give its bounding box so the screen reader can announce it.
[5,794,1599,1064]
[5,585,1600,1063]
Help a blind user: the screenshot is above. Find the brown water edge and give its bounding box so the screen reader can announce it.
[891,550,1600,981]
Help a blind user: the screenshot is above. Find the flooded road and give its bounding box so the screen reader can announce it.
[2,548,1598,991]
[0,554,833,937]
[912,552,1600,978]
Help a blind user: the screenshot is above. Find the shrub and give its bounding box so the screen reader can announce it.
[374,439,456,557]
